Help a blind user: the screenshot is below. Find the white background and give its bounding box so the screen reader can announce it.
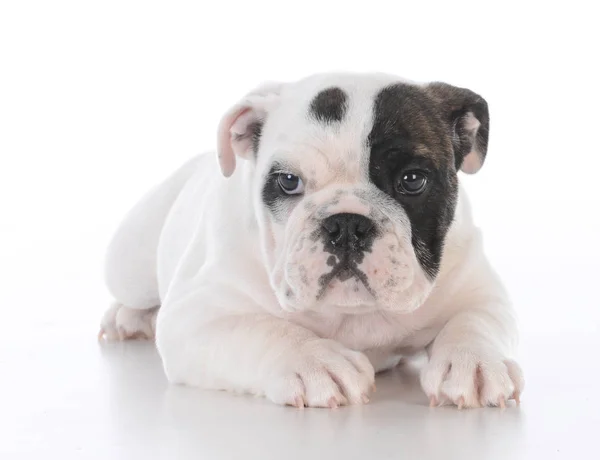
[1,1,599,459]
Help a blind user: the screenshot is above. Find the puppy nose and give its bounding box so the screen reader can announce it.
[322,213,376,251]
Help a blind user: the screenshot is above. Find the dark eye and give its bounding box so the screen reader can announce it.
[397,170,428,195]
[277,173,305,195]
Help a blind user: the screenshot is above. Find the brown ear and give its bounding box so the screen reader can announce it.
[427,82,490,174]
[216,82,285,177]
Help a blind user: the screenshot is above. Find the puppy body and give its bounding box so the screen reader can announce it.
[102,73,523,408]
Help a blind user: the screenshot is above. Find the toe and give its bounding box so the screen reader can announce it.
[478,360,515,407]
[302,367,347,408]
[266,373,306,407]
[429,395,439,407]
[440,354,480,408]
[504,359,525,402]
[420,356,451,402]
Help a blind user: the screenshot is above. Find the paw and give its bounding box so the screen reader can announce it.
[420,346,524,408]
[264,339,375,408]
[98,303,158,341]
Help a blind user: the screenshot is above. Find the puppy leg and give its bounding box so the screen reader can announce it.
[420,302,524,409]
[156,295,375,408]
[420,253,525,409]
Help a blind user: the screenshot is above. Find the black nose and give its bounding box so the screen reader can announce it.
[322,213,376,251]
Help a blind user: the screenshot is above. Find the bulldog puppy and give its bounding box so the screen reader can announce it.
[100,72,524,409]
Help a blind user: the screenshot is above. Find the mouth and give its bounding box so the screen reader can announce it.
[316,260,375,300]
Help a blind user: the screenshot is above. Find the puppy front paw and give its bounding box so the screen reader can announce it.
[265,339,375,408]
[420,346,524,408]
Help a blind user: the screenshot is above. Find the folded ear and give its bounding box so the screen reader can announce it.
[426,82,490,174]
[216,81,285,177]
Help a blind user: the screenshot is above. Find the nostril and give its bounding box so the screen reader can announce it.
[322,220,341,238]
[351,216,375,240]
[355,220,374,238]
[322,215,345,248]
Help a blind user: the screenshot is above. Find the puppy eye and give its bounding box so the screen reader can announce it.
[397,170,428,195]
[277,173,305,195]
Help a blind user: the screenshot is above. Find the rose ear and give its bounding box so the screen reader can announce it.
[216,81,285,177]
[427,82,490,174]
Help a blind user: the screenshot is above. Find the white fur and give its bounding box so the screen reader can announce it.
[101,72,523,408]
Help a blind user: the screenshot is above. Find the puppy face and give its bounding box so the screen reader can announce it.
[220,73,489,314]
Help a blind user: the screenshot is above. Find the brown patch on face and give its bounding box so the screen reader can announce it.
[373,84,455,166]
[367,82,462,279]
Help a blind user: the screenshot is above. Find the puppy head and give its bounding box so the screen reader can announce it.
[217,73,489,314]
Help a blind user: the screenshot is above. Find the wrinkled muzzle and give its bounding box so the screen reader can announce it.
[269,188,433,314]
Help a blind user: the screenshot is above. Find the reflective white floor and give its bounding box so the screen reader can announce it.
[2,330,599,459]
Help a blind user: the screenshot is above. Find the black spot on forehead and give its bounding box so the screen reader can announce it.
[249,120,264,156]
[309,87,348,123]
[368,82,458,279]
